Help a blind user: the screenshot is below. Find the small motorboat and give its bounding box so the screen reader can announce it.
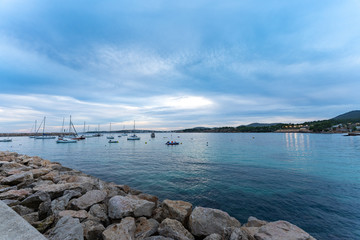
[72,135,86,140]
[0,138,12,142]
[166,141,179,145]
[108,140,119,143]
[151,132,155,138]
[56,138,77,143]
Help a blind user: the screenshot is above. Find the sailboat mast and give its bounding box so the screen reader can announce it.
[43,117,46,135]
[61,117,65,133]
[83,122,86,133]
[35,120,37,134]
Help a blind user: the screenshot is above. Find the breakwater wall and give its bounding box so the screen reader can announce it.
[0,151,315,240]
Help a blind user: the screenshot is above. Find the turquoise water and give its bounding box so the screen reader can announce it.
[1,133,359,239]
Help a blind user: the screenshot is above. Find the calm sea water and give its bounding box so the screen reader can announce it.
[1,133,359,239]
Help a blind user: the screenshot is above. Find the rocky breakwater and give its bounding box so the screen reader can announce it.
[0,151,316,240]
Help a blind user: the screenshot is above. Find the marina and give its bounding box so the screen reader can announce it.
[1,132,359,239]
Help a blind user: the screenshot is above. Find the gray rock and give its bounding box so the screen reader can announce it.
[158,218,194,240]
[0,188,32,200]
[11,205,34,216]
[38,199,52,220]
[33,215,55,233]
[71,190,107,210]
[162,199,192,225]
[229,227,250,240]
[1,171,33,185]
[59,210,89,221]
[23,212,39,225]
[189,207,241,237]
[33,183,81,199]
[135,217,159,240]
[137,193,159,207]
[102,217,136,240]
[144,237,174,240]
[21,191,51,209]
[48,216,84,240]
[89,203,109,224]
[51,189,82,214]
[108,195,155,219]
[82,220,105,240]
[254,221,316,240]
[204,233,222,240]
[244,216,267,228]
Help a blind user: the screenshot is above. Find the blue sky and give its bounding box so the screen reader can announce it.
[1,0,360,132]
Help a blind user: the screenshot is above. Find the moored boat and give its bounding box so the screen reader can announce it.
[166,141,179,145]
[0,138,12,142]
[56,138,77,143]
[127,121,140,140]
[151,132,155,138]
[108,140,119,143]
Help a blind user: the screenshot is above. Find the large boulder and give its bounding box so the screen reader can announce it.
[189,207,241,237]
[203,233,222,240]
[20,191,51,209]
[254,221,315,240]
[58,210,89,221]
[108,195,155,219]
[102,217,136,240]
[135,217,159,240]
[47,216,84,240]
[158,218,194,240]
[88,203,109,224]
[0,188,32,200]
[71,190,107,210]
[244,216,267,228]
[51,189,82,214]
[82,220,105,240]
[162,199,192,225]
[33,183,81,199]
[1,171,33,185]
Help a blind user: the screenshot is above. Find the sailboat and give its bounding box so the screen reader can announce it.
[127,121,140,140]
[57,116,77,143]
[0,138,12,142]
[35,117,56,139]
[29,120,37,138]
[121,125,128,136]
[107,123,114,139]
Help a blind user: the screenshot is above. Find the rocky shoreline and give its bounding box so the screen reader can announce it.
[0,151,315,240]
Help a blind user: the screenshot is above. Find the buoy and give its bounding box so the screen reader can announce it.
[145,142,147,144]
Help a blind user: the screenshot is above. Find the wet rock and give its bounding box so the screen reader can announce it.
[59,210,89,221]
[158,218,194,240]
[71,190,107,210]
[20,191,51,209]
[203,233,222,240]
[103,217,136,240]
[1,171,33,185]
[162,199,192,225]
[0,188,32,200]
[189,207,241,237]
[82,220,105,240]
[108,195,155,219]
[244,216,267,228]
[254,221,316,240]
[48,216,84,240]
[135,217,159,240]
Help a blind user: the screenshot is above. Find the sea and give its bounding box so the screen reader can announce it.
[0,132,359,239]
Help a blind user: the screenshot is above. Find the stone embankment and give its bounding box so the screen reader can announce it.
[0,151,316,240]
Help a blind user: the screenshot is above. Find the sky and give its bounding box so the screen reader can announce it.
[1,0,360,132]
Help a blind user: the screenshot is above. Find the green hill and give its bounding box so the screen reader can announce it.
[332,110,360,121]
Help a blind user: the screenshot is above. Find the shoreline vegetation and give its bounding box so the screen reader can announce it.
[0,151,315,240]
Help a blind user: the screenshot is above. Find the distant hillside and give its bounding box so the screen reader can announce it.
[246,123,280,127]
[332,110,360,120]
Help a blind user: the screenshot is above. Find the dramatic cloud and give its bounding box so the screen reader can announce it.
[0,0,359,132]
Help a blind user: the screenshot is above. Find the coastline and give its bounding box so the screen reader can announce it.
[0,151,315,240]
